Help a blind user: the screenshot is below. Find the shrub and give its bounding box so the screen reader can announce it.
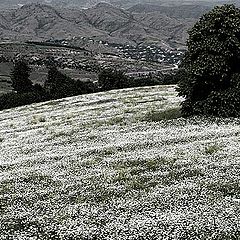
[129,75,162,87]
[144,107,182,121]
[177,4,240,117]
[98,68,185,91]
[161,69,186,85]
[75,80,96,94]
[0,89,48,111]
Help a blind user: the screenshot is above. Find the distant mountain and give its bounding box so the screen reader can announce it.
[0,4,105,41]
[133,11,193,45]
[0,0,240,9]
[128,4,211,19]
[85,3,133,33]
[0,2,228,48]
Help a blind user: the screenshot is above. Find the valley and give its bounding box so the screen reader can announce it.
[0,38,182,96]
[0,1,202,96]
[0,1,219,96]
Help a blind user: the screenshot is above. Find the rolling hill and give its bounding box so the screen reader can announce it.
[128,4,211,18]
[0,3,201,48]
[0,85,239,238]
[0,0,240,9]
[0,4,105,41]
[0,1,239,47]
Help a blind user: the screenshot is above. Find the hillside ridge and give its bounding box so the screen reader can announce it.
[0,3,202,48]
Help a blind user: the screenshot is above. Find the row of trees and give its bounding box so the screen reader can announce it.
[11,60,96,97]
[0,61,96,110]
[98,69,179,90]
[0,60,180,111]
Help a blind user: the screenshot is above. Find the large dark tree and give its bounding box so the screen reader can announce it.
[11,60,33,93]
[178,4,240,117]
[98,69,129,91]
[44,66,75,99]
[44,66,95,99]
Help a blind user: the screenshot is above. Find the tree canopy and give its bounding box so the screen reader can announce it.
[178,4,240,117]
[98,69,129,91]
[11,60,33,93]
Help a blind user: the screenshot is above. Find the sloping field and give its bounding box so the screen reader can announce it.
[0,85,239,239]
[0,62,13,96]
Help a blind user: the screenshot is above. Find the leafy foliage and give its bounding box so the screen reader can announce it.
[98,68,178,91]
[0,88,48,111]
[11,60,33,93]
[98,69,129,91]
[44,66,76,99]
[0,60,49,110]
[178,4,240,117]
[44,66,95,99]
[2,59,179,111]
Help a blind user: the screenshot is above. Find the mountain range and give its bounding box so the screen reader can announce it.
[0,2,216,48]
[0,0,240,9]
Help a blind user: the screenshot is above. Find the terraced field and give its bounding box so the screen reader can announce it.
[0,85,239,239]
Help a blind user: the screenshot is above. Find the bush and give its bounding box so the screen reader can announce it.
[0,64,97,111]
[75,80,96,94]
[144,107,182,121]
[129,75,162,87]
[163,69,187,85]
[98,69,178,91]
[0,89,48,111]
[177,4,240,117]
[198,76,240,117]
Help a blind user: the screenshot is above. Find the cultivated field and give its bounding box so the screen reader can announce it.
[0,85,239,239]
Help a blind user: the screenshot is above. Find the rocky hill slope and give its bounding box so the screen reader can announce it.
[1,1,238,47]
[128,4,211,18]
[0,3,203,48]
[1,0,240,9]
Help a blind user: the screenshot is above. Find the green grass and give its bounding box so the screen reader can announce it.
[206,181,240,197]
[144,107,182,122]
[205,144,221,155]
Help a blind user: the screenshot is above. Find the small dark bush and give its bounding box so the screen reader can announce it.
[98,68,180,91]
[129,75,162,87]
[75,80,96,94]
[144,107,182,122]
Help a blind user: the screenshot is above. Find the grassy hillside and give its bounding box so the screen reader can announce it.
[0,62,13,96]
[0,85,239,239]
